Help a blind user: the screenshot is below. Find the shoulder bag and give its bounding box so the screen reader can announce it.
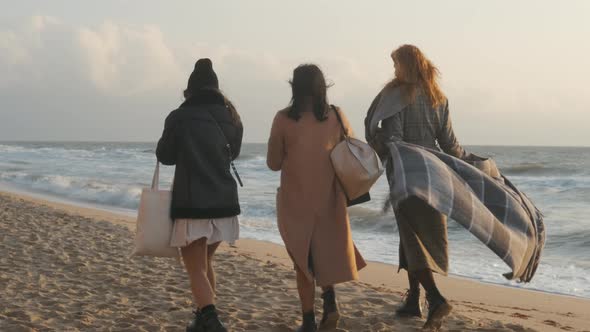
[330,106,384,204]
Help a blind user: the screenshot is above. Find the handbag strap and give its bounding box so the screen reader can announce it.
[206,109,244,187]
[331,105,349,139]
[151,161,160,190]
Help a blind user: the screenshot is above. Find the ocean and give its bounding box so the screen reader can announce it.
[1,142,589,298]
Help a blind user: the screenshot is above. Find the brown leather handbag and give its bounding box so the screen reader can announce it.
[331,106,384,201]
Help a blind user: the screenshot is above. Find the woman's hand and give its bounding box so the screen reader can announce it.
[368,128,390,161]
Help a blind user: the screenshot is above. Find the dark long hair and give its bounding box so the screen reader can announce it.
[183,87,241,126]
[287,64,331,121]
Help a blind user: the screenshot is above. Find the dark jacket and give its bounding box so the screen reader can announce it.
[156,89,243,219]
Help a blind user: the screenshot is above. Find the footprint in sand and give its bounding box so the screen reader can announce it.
[510,312,531,320]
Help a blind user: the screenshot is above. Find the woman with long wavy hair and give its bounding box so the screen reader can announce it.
[365,45,467,330]
[267,64,366,332]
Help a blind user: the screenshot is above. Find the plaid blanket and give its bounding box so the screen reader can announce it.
[386,142,545,282]
[365,86,545,282]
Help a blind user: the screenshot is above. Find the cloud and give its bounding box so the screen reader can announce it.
[0,16,335,141]
[77,22,183,95]
[0,16,187,140]
[1,15,588,145]
[0,16,184,97]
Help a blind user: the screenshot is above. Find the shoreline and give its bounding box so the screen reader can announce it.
[1,187,588,302]
[1,189,590,331]
[0,186,585,301]
[3,140,590,148]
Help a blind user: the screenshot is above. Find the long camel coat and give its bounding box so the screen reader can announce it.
[267,107,366,286]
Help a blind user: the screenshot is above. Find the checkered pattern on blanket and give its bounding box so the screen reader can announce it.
[386,142,545,282]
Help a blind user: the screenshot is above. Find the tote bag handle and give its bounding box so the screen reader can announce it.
[151,162,161,190]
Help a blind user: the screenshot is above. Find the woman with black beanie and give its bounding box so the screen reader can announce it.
[156,58,243,332]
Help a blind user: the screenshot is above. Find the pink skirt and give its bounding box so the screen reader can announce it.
[170,216,239,247]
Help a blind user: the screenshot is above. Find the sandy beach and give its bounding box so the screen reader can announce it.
[1,191,589,332]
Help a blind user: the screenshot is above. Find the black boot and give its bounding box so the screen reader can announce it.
[296,311,317,332]
[396,288,423,318]
[186,310,203,332]
[187,305,227,332]
[423,292,452,331]
[319,288,340,330]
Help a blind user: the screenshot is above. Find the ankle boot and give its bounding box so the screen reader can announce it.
[423,292,452,331]
[319,288,340,330]
[396,288,422,317]
[186,310,204,332]
[201,311,227,332]
[296,311,317,332]
[188,305,227,332]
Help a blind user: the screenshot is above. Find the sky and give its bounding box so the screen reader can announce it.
[1,0,589,146]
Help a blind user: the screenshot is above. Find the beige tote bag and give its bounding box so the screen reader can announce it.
[331,107,384,200]
[131,162,178,258]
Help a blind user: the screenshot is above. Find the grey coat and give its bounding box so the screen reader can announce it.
[365,87,466,161]
[364,86,545,282]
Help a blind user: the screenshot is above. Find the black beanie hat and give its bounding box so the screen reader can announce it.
[187,58,219,91]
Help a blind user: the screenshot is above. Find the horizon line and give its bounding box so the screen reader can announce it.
[1,140,589,148]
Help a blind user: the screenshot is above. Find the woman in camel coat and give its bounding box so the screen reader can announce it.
[267,64,366,332]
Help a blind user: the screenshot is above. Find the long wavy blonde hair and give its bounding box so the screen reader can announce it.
[387,44,446,108]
